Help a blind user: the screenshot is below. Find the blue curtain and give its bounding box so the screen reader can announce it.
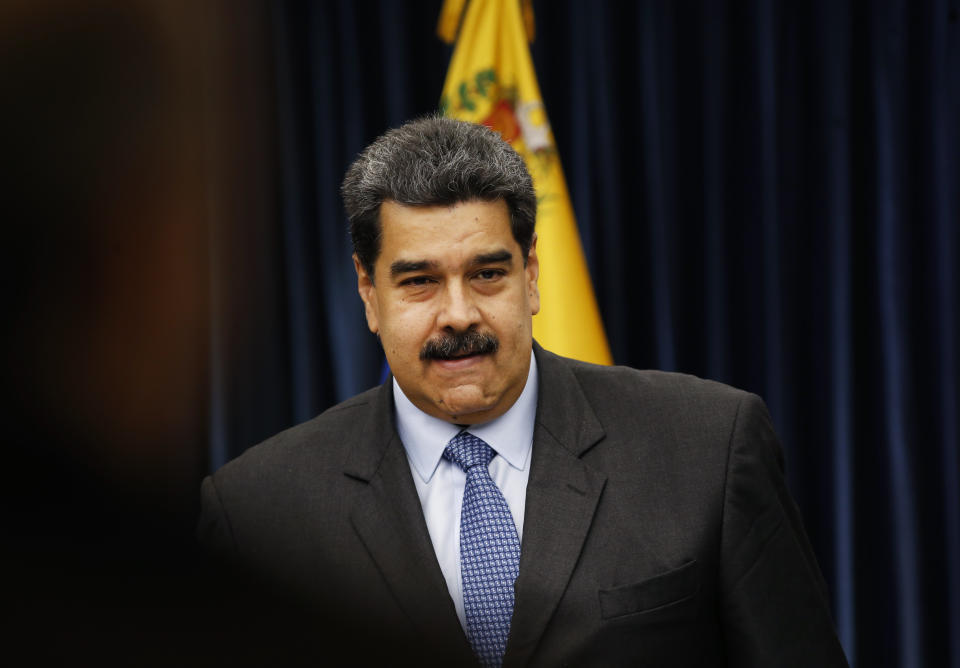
[209,1,960,666]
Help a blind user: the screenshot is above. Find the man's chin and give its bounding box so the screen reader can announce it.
[434,388,501,424]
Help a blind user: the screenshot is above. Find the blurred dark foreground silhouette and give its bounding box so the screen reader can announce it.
[0,1,334,663]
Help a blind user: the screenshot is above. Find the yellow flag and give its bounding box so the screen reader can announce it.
[439,0,612,365]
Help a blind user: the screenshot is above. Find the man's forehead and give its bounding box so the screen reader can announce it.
[378,199,514,249]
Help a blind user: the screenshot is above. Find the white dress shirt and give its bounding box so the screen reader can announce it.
[393,351,537,630]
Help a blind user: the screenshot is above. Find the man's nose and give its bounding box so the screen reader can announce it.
[437,281,480,331]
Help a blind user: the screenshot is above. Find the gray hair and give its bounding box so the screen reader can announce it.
[341,116,537,278]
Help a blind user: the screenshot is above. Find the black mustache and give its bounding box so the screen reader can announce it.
[420,330,500,361]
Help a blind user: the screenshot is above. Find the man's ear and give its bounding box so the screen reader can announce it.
[526,234,540,316]
[353,254,380,334]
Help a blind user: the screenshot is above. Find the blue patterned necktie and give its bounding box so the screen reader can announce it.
[444,431,521,667]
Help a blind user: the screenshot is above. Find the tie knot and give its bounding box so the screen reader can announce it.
[443,432,494,472]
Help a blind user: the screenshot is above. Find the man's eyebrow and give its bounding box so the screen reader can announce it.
[389,259,438,278]
[471,249,513,265]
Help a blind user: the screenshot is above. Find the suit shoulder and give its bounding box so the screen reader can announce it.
[561,355,751,411]
[210,384,382,483]
[539,351,767,446]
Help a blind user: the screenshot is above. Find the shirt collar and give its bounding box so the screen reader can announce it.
[393,350,538,483]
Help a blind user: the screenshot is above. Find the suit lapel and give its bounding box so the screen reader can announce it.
[342,347,607,666]
[345,380,475,664]
[505,345,608,667]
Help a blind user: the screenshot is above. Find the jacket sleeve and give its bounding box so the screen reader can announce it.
[719,393,849,667]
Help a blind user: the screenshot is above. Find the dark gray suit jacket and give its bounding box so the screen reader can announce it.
[198,344,848,666]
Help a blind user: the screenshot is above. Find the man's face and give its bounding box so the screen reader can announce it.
[355,199,539,424]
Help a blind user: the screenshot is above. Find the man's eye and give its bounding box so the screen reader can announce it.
[476,269,504,281]
[400,276,433,286]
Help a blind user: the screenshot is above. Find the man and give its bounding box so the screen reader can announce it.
[199,116,848,666]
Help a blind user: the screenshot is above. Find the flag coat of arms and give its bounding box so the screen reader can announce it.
[439,0,613,365]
